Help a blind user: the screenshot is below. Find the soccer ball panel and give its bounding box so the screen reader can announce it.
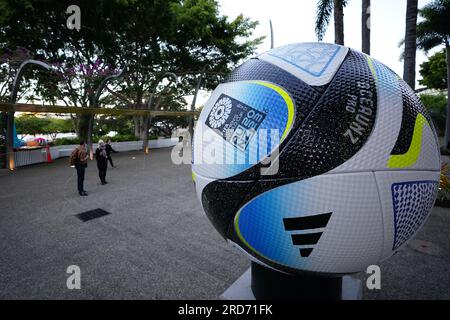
[374,171,439,259]
[391,79,438,156]
[269,49,377,179]
[329,56,403,173]
[388,115,440,171]
[230,172,384,274]
[225,58,322,125]
[258,42,349,86]
[192,80,296,180]
[331,58,440,173]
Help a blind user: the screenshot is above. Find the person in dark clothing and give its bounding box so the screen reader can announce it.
[95,140,108,185]
[74,141,88,196]
[105,139,118,168]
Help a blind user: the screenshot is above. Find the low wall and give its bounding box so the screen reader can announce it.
[14,148,48,167]
[15,138,178,168]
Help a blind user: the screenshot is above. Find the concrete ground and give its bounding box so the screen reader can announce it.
[0,148,449,300]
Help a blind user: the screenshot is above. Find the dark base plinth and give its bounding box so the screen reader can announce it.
[250,262,343,300]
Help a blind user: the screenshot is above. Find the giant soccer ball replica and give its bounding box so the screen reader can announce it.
[192,43,440,275]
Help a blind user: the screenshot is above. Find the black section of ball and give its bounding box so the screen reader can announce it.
[390,79,437,155]
[201,180,255,238]
[273,49,377,178]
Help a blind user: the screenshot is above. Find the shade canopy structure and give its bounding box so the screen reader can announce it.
[0,102,199,170]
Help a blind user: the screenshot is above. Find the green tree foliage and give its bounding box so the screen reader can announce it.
[420,93,448,136]
[15,115,50,135]
[419,49,447,90]
[0,47,33,102]
[416,0,450,148]
[92,115,136,137]
[15,115,73,136]
[416,0,450,51]
[0,0,262,140]
[42,118,74,139]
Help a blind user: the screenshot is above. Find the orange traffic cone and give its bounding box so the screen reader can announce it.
[46,145,53,163]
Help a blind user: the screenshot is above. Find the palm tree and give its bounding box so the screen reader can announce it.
[416,0,450,148]
[315,0,348,45]
[362,0,371,54]
[403,0,419,90]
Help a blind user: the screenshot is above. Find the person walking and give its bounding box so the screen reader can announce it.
[70,141,89,196]
[105,139,118,168]
[95,140,109,185]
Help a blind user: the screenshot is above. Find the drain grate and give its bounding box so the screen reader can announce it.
[76,208,111,222]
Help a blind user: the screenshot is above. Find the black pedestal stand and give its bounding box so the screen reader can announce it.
[250,262,343,300]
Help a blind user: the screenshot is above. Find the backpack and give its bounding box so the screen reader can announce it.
[69,148,79,166]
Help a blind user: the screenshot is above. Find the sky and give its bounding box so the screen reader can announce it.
[219,0,436,78]
[191,0,440,108]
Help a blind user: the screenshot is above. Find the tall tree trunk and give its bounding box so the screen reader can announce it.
[334,0,345,45]
[5,110,14,169]
[0,112,7,168]
[444,44,450,150]
[87,115,94,160]
[70,114,79,137]
[78,114,90,143]
[133,91,143,138]
[189,73,203,141]
[362,0,371,55]
[133,116,140,138]
[142,115,151,153]
[139,116,145,139]
[78,114,95,158]
[403,0,418,90]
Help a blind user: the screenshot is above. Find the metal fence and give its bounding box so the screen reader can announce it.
[14,148,48,167]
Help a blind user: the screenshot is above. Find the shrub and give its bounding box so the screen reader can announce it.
[94,134,142,143]
[53,137,80,146]
[110,134,157,142]
[438,163,450,202]
[420,93,448,136]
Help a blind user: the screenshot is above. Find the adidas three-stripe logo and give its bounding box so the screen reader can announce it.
[283,212,332,258]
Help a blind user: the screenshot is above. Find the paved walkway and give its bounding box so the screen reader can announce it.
[0,148,448,299]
